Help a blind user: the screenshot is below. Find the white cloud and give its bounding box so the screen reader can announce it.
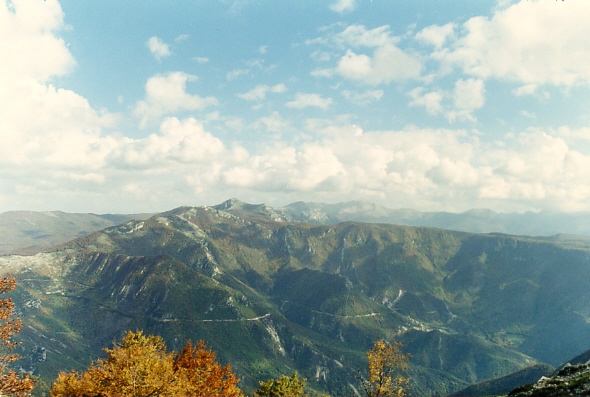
[134,72,218,127]
[432,1,590,87]
[342,89,384,106]
[146,36,171,61]
[0,0,116,171]
[409,78,485,123]
[336,25,392,48]
[5,0,590,214]
[330,0,355,13]
[415,23,456,49]
[448,78,485,122]
[337,44,422,84]
[311,25,423,85]
[408,87,444,115]
[226,69,249,81]
[193,56,210,64]
[286,93,333,110]
[0,0,75,85]
[310,50,332,62]
[109,117,227,168]
[254,111,289,134]
[237,83,287,101]
[311,68,334,78]
[512,83,550,100]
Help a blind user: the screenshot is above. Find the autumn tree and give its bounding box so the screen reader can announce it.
[173,340,242,397]
[50,330,243,397]
[255,371,307,397]
[0,276,35,397]
[359,339,410,397]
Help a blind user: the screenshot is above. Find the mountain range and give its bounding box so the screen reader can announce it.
[2,199,590,396]
[5,199,590,256]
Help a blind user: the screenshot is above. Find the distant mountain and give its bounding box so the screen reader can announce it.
[450,364,555,397]
[0,211,153,255]
[3,200,590,395]
[507,347,590,396]
[272,200,590,237]
[4,199,590,257]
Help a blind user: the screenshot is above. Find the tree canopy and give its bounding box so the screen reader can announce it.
[50,330,242,397]
[359,339,411,397]
[255,371,307,397]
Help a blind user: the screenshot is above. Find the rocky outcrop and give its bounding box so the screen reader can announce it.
[510,363,590,396]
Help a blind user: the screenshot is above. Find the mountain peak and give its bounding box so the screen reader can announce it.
[213,198,250,211]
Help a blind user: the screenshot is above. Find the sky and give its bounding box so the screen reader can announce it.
[2,0,590,214]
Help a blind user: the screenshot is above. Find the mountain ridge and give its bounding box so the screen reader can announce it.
[6,199,590,256]
[3,200,590,395]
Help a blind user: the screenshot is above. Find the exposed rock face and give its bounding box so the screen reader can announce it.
[510,363,590,396]
[4,201,590,395]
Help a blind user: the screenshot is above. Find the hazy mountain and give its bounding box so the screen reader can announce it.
[3,200,590,395]
[274,200,590,237]
[0,211,153,255]
[3,199,590,258]
[450,364,555,397]
[506,347,590,396]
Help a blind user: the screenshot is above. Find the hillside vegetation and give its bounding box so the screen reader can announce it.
[2,200,590,395]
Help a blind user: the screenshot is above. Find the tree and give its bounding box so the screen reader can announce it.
[50,330,243,397]
[255,371,307,397]
[0,276,35,397]
[173,340,242,397]
[359,339,410,397]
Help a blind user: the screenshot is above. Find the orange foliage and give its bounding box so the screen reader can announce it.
[361,339,410,397]
[50,331,243,397]
[0,277,35,397]
[174,340,242,397]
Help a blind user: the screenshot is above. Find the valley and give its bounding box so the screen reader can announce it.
[2,199,590,396]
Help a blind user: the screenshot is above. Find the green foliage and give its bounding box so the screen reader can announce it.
[12,204,590,395]
[255,371,307,397]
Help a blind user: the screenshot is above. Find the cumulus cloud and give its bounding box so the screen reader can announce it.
[342,89,384,106]
[227,69,249,81]
[408,78,485,123]
[109,117,227,168]
[329,0,356,13]
[448,78,485,122]
[254,111,289,134]
[415,23,456,49]
[0,0,75,84]
[408,88,444,115]
[311,24,422,85]
[431,1,590,87]
[0,0,116,171]
[215,124,590,212]
[134,72,218,127]
[237,83,287,101]
[5,0,590,215]
[146,36,171,61]
[286,93,333,110]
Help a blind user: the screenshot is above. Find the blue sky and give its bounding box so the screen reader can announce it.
[2,0,590,214]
